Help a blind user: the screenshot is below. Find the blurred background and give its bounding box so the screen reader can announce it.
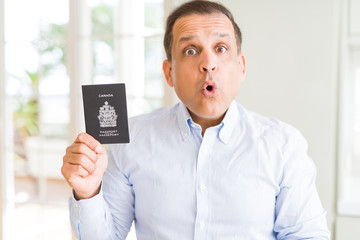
[0,0,359,239]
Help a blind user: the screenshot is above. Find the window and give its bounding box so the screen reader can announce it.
[5,1,71,239]
[69,0,165,121]
[338,0,360,216]
[1,0,171,239]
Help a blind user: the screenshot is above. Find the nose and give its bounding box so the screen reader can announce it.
[202,66,216,72]
[200,51,217,73]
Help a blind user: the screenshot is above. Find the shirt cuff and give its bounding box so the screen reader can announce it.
[70,186,106,220]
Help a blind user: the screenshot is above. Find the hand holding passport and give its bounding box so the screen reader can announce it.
[82,83,130,144]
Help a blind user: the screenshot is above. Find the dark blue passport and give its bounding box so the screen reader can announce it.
[82,83,130,144]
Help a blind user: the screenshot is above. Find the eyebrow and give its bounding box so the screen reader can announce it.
[178,32,231,43]
[215,32,231,38]
[179,36,194,43]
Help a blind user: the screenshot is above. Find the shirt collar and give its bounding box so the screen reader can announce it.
[176,101,239,143]
[176,102,192,141]
[218,100,239,144]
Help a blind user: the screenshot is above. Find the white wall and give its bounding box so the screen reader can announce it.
[219,0,339,234]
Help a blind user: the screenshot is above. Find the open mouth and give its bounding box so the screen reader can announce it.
[202,81,217,97]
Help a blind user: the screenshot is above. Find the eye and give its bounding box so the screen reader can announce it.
[184,48,197,56]
[215,46,227,53]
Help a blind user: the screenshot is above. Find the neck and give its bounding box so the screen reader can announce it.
[189,112,226,136]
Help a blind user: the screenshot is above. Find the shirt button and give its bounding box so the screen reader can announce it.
[184,132,189,137]
[201,149,207,155]
[199,184,206,192]
[199,221,205,229]
[191,123,196,128]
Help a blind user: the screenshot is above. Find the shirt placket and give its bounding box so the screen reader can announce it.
[193,127,216,240]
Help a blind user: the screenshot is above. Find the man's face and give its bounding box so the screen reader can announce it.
[163,13,246,123]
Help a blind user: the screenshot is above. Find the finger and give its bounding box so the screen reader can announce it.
[63,153,96,174]
[61,163,89,180]
[69,143,98,163]
[75,133,104,154]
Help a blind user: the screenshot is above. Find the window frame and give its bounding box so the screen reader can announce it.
[0,0,5,237]
[337,0,360,217]
[1,0,15,237]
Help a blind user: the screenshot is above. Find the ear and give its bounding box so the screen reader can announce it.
[238,53,246,75]
[162,60,173,87]
[238,53,246,79]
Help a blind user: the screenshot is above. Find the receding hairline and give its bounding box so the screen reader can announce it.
[173,13,235,36]
[164,1,242,61]
[171,14,236,54]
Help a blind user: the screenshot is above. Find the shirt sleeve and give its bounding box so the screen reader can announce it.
[68,144,135,240]
[273,128,331,239]
[69,187,114,240]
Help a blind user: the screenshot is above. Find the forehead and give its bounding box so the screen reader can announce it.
[172,13,235,41]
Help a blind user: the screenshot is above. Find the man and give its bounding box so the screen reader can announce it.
[62,1,331,239]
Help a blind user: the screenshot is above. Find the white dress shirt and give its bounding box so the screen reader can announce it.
[69,101,330,239]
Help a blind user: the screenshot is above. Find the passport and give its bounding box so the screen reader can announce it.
[82,83,130,144]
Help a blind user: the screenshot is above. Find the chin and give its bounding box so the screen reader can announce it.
[197,108,226,119]
[185,99,229,120]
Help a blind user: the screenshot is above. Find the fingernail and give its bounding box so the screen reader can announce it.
[95,146,102,153]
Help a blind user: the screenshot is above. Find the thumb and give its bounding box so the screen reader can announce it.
[95,145,107,154]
